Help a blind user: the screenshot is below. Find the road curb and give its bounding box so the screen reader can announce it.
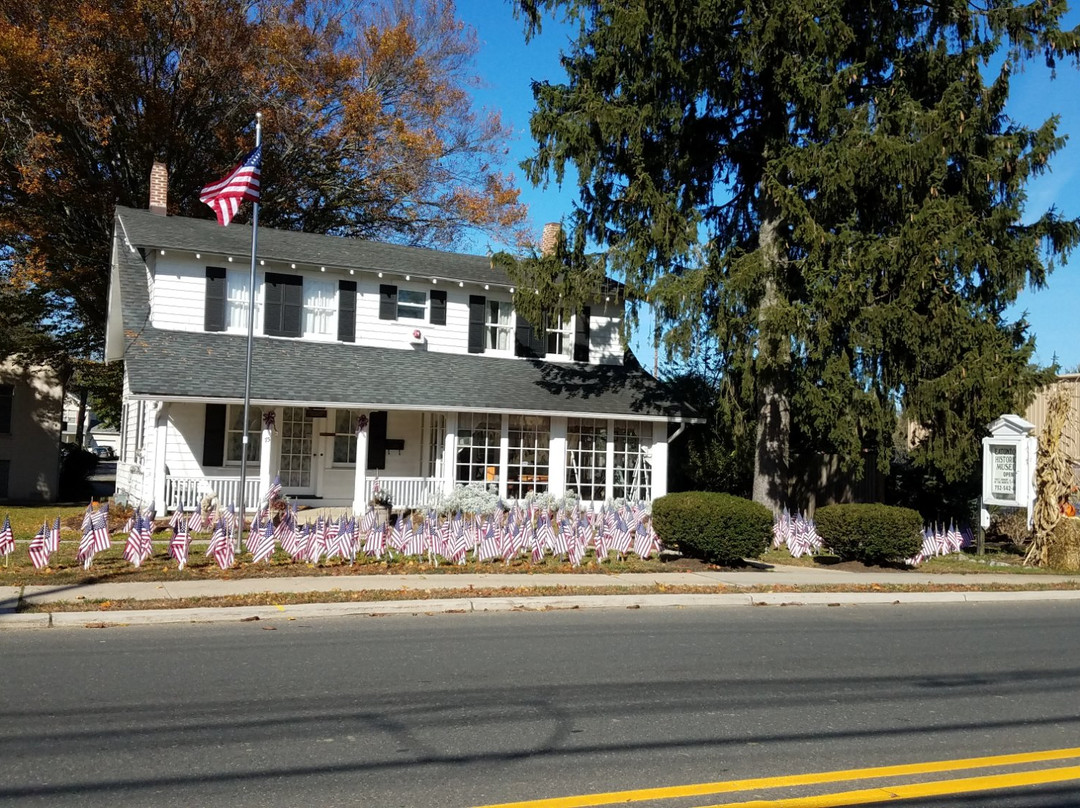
[3,588,1080,629]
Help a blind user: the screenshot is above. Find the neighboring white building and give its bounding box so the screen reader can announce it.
[0,358,62,501]
[105,172,698,513]
[61,393,120,454]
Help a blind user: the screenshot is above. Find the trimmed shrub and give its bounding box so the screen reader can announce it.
[652,491,772,565]
[815,503,923,564]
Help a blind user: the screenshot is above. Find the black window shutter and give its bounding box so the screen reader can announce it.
[515,312,544,358]
[367,410,388,470]
[264,273,283,335]
[574,306,591,362]
[379,285,397,320]
[205,267,226,332]
[468,295,486,353]
[282,277,302,337]
[338,280,356,342]
[265,273,302,337]
[203,404,227,466]
[429,290,447,326]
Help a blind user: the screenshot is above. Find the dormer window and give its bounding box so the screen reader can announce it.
[545,311,573,359]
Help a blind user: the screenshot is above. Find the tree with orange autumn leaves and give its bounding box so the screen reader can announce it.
[0,0,528,363]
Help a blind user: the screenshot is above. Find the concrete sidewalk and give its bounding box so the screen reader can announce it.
[3,564,1080,629]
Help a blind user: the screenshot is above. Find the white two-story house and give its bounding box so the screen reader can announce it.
[105,167,698,514]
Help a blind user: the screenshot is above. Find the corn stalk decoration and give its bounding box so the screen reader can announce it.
[1027,388,1074,566]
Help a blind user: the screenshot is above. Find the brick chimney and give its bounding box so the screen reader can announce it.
[149,161,168,215]
[540,222,562,257]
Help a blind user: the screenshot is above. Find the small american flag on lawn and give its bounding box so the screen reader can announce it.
[170,515,191,571]
[47,515,61,555]
[28,521,50,569]
[199,145,261,226]
[206,518,235,569]
[0,514,13,557]
[247,518,276,564]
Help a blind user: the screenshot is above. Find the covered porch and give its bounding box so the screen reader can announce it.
[124,401,669,513]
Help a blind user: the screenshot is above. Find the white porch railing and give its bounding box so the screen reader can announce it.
[165,476,262,512]
[368,477,443,510]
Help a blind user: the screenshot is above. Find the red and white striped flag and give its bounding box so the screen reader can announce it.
[28,521,50,569]
[0,514,13,557]
[199,146,262,226]
[47,515,61,555]
[206,518,235,569]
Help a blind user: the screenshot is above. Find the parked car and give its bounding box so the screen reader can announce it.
[92,446,117,460]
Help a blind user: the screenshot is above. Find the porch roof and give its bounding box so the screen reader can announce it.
[123,326,697,421]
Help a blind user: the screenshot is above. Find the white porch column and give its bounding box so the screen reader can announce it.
[650,420,669,501]
[443,412,458,496]
[498,413,509,500]
[151,402,169,513]
[605,418,616,503]
[548,416,567,497]
[352,413,370,514]
[258,408,274,504]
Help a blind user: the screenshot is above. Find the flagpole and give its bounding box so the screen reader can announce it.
[237,112,262,551]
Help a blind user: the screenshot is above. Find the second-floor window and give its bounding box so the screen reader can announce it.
[545,311,573,359]
[486,300,512,351]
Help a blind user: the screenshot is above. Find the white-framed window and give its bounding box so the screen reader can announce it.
[486,300,513,351]
[456,412,502,485]
[226,404,262,463]
[398,289,427,320]
[332,409,360,464]
[545,310,573,358]
[226,269,261,332]
[508,415,550,499]
[303,277,337,337]
[613,420,652,502]
[566,418,607,501]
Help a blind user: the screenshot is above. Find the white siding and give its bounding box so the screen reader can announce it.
[139,248,624,366]
[589,300,624,365]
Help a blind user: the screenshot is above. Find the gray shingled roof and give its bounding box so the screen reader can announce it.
[116,206,511,287]
[112,209,698,421]
[123,327,692,419]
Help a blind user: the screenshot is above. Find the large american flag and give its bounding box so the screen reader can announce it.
[199,146,262,226]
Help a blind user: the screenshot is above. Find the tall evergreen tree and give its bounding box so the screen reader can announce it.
[515,0,1080,511]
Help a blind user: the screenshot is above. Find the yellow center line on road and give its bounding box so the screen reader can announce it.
[471,746,1080,808]
[693,764,1080,808]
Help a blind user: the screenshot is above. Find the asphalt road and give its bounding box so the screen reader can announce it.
[3,603,1080,807]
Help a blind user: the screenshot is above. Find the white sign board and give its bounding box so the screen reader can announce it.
[980,415,1037,528]
[988,444,1017,499]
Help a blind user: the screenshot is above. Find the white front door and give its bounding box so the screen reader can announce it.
[278,406,317,496]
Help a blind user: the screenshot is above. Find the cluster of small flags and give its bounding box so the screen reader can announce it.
[772,510,823,558]
[27,516,61,570]
[905,522,973,566]
[772,511,974,566]
[156,500,659,570]
[77,503,112,569]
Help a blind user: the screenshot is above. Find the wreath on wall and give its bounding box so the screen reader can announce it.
[356,413,369,434]
[262,410,276,432]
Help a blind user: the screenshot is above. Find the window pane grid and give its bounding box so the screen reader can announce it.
[456,413,501,486]
[333,409,359,464]
[304,278,336,336]
[508,415,550,499]
[566,418,607,501]
[613,421,652,502]
[226,405,262,463]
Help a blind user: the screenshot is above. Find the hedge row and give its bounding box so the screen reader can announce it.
[653,494,924,566]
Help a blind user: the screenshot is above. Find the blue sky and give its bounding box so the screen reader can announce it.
[455,1,1080,372]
